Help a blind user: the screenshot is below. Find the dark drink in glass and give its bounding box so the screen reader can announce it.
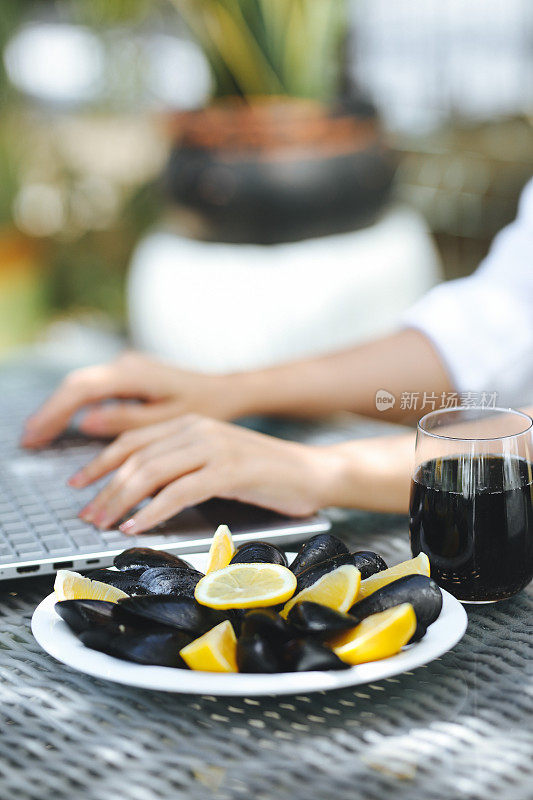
[409,408,533,603]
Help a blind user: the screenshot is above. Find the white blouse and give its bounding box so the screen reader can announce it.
[403,178,533,408]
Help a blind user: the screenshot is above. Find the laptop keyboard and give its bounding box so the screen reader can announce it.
[0,368,129,564]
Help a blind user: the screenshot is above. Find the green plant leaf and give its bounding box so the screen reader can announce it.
[169,0,346,101]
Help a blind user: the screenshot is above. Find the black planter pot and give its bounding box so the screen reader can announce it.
[163,99,396,245]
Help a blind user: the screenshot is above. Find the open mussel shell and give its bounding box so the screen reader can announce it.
[282,638,350,672]
[295,550,388,592]
[240,609,294,645]
[230,541,288,567]
[115,595,226,636]
[349,574,443,641]
[237,634,281,673]
[287,602,357,639]
[80,629,190,667]
[289,533,348,575]
[114,547,192,572]
[137,567,204,598]
[85,568,145,595]
[55,599,116,635]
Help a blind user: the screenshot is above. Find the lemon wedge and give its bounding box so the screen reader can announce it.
[330,603,416,665]
[280,565,361,619]
[54,570,129,603]
[180,620,238,672]
[194,563,296,609]
[205,524,236,574]
[357,553,430,600]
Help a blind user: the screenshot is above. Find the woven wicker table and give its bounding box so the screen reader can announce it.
[2,509,532,800]
[0,363,532,800]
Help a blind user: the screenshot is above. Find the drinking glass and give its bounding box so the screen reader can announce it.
[409,406,533,603]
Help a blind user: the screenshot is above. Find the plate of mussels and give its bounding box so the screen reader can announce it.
[32,527,467,696]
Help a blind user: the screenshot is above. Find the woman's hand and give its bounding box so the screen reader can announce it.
[69,415,342,535]
[21,352,247,448]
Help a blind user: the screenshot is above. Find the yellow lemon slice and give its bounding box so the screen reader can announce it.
[180,620,238,672]
[357,553,430,601]
[330,602,416,665]
[194,563,296,610]
[54,569,129,603]
[205,524,236,574]
[280,565,361,619]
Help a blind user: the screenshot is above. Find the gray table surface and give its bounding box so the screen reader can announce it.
[3,515,533,800]
[1,363,532,800]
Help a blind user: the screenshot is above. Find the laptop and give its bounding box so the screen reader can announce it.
[0,362,330,581]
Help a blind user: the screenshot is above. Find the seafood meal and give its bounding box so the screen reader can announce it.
[52,526,443,674]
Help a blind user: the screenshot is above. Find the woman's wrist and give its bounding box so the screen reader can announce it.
[225,362,327,418]
[304,445,355,510]
[312,436,415,514]
[204,372,259,418]
[218,369,292,417]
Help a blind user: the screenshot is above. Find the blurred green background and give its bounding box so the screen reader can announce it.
[0,0,531,355]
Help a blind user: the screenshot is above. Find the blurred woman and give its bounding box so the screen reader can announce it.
[21,180,533,534]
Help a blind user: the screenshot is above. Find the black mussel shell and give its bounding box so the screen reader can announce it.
[237,634,281,673]
[287,602,357,639]
[114,595,226,636]
[114,547,193,572]
[349,574,443,641]
[351,550,388,576]
[73,621,141,641]
[80,628,190,667]
[347,550,388,578]
[240,609,294,647]
[230,541,288,567]
[78,629,115,653]
[410,623,428,643]
[137,567,204,598]
[55,599,116,635]
[289,533,348,575]
[227,608,246,637]
[85,568,145,595]
[282,638,350,672]
[295,550,388,592]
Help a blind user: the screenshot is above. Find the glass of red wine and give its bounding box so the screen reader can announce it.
[409,406,533,603]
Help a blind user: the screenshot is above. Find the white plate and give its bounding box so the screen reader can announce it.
[31,552,468,696]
